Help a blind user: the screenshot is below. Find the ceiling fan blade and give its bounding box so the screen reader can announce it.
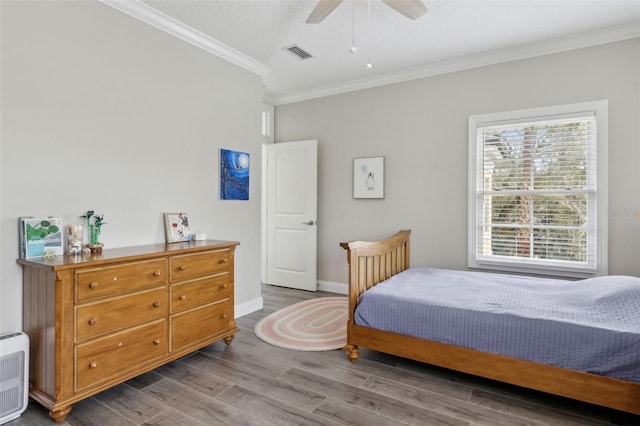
[306,0,344,24]
[381,0,428,20]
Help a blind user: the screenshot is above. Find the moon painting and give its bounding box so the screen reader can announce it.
[220,149,250,200]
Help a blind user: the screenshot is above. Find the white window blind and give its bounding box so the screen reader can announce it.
[468,101,608,277]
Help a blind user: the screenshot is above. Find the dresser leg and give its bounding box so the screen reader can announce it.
[223,335,234,345]
[49,405,72,423]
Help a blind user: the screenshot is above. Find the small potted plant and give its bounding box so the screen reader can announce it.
[80,210,105,253]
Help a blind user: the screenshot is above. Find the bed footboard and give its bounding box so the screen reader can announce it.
[340,229,411,362]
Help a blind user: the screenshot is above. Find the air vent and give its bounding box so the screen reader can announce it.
[283,44,313,60]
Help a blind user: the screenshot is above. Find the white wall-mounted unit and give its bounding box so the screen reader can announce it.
[0,332,29,425]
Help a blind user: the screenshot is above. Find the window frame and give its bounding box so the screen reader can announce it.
[467,101,608,278]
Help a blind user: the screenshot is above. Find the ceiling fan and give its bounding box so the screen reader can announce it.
[306,0,428,24]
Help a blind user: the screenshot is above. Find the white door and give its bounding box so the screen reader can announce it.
[265,140,318,291]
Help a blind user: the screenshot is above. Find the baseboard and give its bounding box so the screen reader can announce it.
[317,280,348,295]
[235,296,263,318]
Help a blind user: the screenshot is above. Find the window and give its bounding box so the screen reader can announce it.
[261,103,274,144]
[468,101,608,277]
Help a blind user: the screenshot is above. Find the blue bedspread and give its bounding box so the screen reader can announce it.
[354,267,640,383]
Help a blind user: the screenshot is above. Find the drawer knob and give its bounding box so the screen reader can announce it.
[179,294,187,301]
[221,313,228,319]
[113,276,118,281]
[153,271,161,277]
[219,259,228,264]
[89,282,98,289]
[153,339,161,345]
[221,284,228,290]
[88,318,97,326]
[89,361,97,369]
[179,265,187,271]
[153,302,160,308]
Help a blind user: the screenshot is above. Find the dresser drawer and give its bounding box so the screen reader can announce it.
[170,300,230,351]
[170,250,230,282]
[75,320,166,391]
[170,275,229,314]
[76,259,167,302]
[76,288,166,342]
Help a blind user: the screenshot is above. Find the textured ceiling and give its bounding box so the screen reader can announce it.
[139,0,640,104]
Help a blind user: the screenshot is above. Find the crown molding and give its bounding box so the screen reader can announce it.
[268,22,640,106]
[99,0,270,77]
[95,0,638,106]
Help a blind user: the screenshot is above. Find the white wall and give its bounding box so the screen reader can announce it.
[275,38,640,289]
[0,1,264,333]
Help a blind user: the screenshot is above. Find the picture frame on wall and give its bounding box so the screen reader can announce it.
[163,212,190,243]
[220,148,250,200]
[353,156,384,199]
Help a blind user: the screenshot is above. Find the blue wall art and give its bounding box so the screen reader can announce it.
[220,149,250,200]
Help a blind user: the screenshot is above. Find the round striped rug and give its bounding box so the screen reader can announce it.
[254,297,348,351]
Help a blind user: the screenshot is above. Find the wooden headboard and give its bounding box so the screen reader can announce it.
[340,230,411,315]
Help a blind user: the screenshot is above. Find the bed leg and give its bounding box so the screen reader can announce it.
[343,344,360,363]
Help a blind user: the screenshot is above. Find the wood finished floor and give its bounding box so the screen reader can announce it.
[11,284,640,426]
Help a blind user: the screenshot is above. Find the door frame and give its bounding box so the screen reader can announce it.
[260,103,274,284]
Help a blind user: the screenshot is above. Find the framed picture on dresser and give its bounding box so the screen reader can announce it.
[163,212,190,243]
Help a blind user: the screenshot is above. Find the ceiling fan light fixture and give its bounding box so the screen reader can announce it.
[349,45,359,54]
[365,60,373,70]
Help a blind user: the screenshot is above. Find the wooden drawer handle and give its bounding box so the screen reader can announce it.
[153,339,161,345]
[219,258,228,264]
[221,313,228,319]
[89,361,97,369]
[221,284,228,290]
[179,294,187,301]
[113,276,118,281]
[153,271,161,277]
[89,282,98,289]
[179,265,187,271]
[152,302,160,308]
[88,318,97,326]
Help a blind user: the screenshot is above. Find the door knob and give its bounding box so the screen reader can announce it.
[302,220,316,225]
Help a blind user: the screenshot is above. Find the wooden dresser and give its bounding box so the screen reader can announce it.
[18,240,239,423]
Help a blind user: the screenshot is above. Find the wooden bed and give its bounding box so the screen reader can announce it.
[340,229,640,415]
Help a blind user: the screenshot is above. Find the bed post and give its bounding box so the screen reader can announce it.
[339,240,360,362]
